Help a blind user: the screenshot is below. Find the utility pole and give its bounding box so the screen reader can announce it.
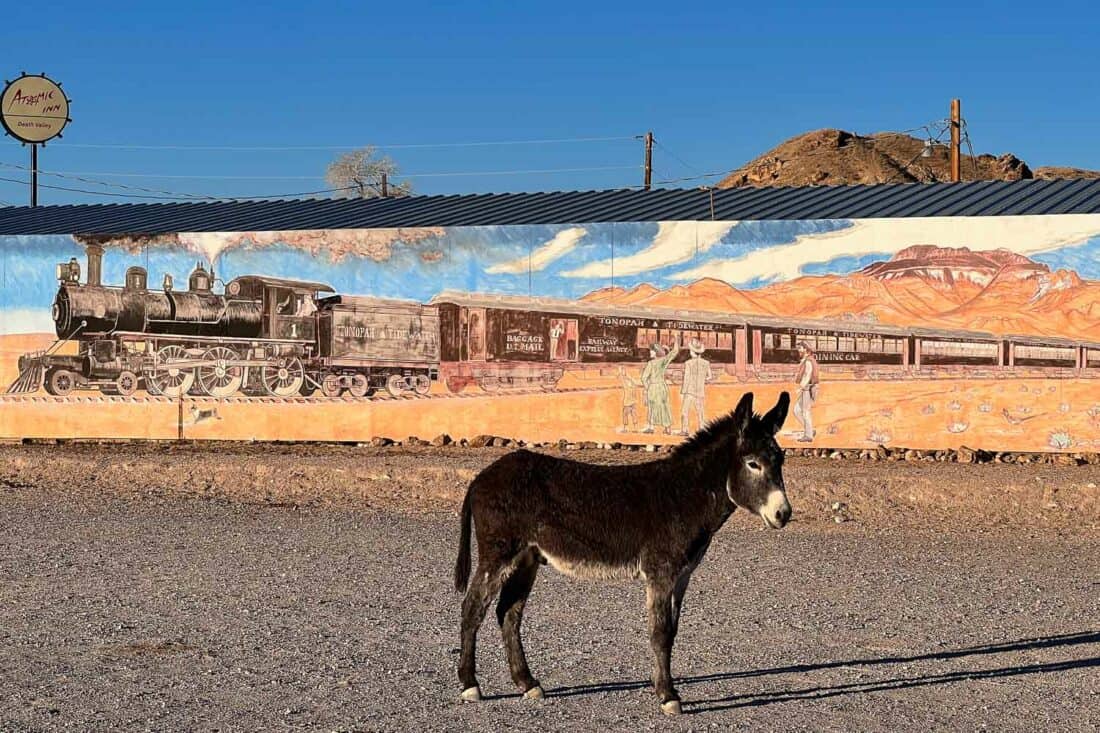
[643,131,653,190]
[381,171,388,197]
[949,99,961,183]
[30,144,38,207]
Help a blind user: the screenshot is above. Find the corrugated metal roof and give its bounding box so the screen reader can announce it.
[2,179,1100,235]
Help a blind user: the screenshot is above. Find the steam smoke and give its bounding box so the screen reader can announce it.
[74,227,445,268]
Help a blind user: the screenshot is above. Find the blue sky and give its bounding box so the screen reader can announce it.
[1,0,1098,206]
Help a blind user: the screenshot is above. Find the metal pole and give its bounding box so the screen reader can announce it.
[31,144,38,206]
[950,99,961,183]
[643,131,653,191]
[381,171,388,197]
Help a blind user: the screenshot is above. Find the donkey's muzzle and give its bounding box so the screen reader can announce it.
[760,490,792,529]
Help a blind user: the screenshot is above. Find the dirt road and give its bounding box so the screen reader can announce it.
[1,445,1098,731]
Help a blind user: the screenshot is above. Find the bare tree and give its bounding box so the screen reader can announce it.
[325,146,413,198]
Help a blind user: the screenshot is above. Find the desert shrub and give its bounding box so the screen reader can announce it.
[1048,432,1073,450]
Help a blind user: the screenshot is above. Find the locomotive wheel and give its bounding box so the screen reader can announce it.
[412,374,431,395]
[197,346,244,398]
[321,374,344,398]
[115,370,139,397]
[146,345,195,398]
[385,374,407,398]
[262,357,305,398]
[298,378,319,397]
[45,368,75,397]
[348,374,371,398]
[478,376,501,393]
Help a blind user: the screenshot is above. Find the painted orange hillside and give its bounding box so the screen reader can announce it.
[581,246,1100,340]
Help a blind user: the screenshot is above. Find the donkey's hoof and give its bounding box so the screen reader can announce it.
[459,686,482,702]
[523,683,545,700]
[660,699,683,716]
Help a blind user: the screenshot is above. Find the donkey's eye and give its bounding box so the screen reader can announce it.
[747,460,761,471]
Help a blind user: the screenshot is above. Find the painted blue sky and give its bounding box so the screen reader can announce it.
[2,1,1099,206]
[4,214,1100,333]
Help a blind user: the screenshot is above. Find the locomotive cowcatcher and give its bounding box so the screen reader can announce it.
[9,244,439,398]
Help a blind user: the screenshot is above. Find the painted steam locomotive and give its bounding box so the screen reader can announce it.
[11,244,438,398]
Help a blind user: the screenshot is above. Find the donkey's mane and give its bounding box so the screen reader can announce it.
[671,407,755,459]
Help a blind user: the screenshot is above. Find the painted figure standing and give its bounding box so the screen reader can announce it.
[793,341,820,442]
[641,336,680,434]
[678,339,712,435]
[617,365,640,432]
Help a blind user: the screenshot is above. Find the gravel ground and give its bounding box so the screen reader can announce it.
[1,446,1098,731]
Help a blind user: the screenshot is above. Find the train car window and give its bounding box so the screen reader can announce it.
[276,289,296,315]
[764,333,775,349]
[839,337,855,352]
[717,331,733,350]
[704,331,718,348]
[637,327,657,348]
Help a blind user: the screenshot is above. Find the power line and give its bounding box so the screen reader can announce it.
[961,119,979,180]
[652,139,704,176]
[0,159,640,202]
[55,134,638,152]
[404,165,639,178]
[0,175,359,201]
[885,124,951,184]
[0,161,223,200]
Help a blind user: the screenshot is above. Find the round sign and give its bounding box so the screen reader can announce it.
[1,73,71,144]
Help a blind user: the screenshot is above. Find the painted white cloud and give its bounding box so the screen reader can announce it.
[670,214,1100,284]
[485,226,588,275]
[561,220,738,278]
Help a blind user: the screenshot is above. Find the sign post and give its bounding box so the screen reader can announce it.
[1,72,72,206]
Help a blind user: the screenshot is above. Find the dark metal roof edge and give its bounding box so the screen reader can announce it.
[3,180,1100,235]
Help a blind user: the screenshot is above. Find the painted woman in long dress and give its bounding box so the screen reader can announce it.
[641,338,681,434]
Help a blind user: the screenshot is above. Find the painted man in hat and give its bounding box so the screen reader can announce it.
[678,338,712,435]
[793,340,820,442]
[640,334,680,434]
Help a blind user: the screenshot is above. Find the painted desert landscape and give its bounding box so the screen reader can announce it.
[584,245,1100,341]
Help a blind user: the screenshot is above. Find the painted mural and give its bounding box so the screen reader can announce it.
[3,214,1100,451]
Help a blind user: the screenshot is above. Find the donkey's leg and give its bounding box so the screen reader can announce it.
[458,556,507,701]
[645,578,681,715]
[670,569,693,638]
[495,549,542,698]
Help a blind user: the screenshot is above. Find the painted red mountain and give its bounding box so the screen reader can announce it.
[859,245,1047,286]
[580,246,1100,341]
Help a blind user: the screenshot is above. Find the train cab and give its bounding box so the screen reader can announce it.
[225,275,334,342]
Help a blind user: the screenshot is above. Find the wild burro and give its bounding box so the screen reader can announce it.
[453,391,792,715]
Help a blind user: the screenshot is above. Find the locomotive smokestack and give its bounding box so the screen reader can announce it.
[85,244,104,286]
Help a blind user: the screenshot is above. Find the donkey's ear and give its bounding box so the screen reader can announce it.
[732,392,754,436]
[762,391,790,435]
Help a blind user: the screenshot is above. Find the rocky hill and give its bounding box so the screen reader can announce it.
[716,129,1100,188]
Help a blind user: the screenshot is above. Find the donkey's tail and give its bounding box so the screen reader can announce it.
[453,490,474,593]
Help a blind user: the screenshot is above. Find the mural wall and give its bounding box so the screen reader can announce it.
[3,214,1100,451]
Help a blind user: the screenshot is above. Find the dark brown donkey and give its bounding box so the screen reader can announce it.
[453,391,792,715]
